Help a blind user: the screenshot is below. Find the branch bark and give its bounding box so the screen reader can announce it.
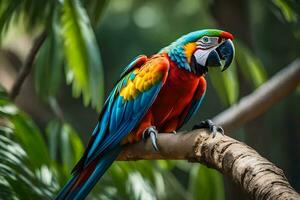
[118,130,300,200]
[213,58,300,132]
[9,31,47,100]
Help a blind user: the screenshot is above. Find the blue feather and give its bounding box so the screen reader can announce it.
[70,147,121,200]
[124,100,133,121]
[54,173,79,200]
[55,55,169,200]
[86,82,163,164]
[129,72,136,80]
[109,101,118,132]
[115,97,125,127]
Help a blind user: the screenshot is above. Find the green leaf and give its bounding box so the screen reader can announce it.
[34,32,63,100]
[34,7,64,101]
[85,0,109,25]
[156,160,176,170]
[0,91,50,168]
[209,62,239,106]
[235,42,267,88]
[10,113,51,168]
[61,123,84,171]
[0,119,57,199]
[0,0,55,41]
[272,0,298,22]
[46,120,84,175]
[0,0,20,40]
[95,161,188,200]
[0,103,18,116]
[46,119,61,161]
[60,0,104,110]
[189,165,225,200]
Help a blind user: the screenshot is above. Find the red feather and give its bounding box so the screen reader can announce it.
[124,53,206,142]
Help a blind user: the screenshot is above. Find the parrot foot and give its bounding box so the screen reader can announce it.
[142,126,159,151]
[172,130,177,135]
[192,119,224,138]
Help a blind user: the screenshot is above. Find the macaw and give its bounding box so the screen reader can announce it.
[55,29,234,200]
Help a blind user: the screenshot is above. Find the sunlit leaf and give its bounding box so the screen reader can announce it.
[156,160,176,170]
[0,103,18,116]
[127,172,156,200]
[60,0,104,110]
[0,121,57,199]
[0,0,55,42]
[0,92,51,168]
[10,113,51,168]
[0,0,20,41]
[94,161,188,200]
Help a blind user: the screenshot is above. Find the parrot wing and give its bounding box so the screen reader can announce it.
[178,78,206,129]
[72,55,170,173]
[119,55,148,79]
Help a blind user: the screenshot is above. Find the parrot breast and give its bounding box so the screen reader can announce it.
[123,54,206,143]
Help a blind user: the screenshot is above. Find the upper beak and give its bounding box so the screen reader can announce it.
[206,39,235,71]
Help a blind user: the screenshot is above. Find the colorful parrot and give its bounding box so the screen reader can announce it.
[55,29,235,200]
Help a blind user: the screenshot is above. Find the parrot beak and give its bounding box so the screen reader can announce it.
[217,39,235,72]
[191,39,235,75]
[205,39,235,72]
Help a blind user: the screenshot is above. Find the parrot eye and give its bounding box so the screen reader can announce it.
[196,36,219,49]
[202,36,210,43]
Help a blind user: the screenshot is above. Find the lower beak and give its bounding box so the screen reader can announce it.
[206,39,235,71]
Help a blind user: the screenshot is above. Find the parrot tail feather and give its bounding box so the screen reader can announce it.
[54,147,121,200]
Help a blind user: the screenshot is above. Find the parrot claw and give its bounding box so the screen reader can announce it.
[142,126,159,151]
[172,130,177,135]
[192,119,224,138]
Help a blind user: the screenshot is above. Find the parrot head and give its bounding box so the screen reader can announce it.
[162,29,235,75]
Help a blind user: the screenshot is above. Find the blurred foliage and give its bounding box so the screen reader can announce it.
[235,42,267,88]
[34,25,63,101]
[60,0,104,109]
[1,0,105,110]
[0,88,57,199]
[272,0,298,22]
[0,0,300,199]
[189,165,225,200]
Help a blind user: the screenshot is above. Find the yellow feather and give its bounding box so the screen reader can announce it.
[135,78,143,91]
[184,43,197,63]
[120,60,166,100]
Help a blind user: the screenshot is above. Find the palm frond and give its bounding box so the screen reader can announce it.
[0,122,58,200]
[60,0,104,110]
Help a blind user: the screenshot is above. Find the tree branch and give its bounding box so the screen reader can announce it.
[118,130,300,199]
[9,31,47,100]
[118,60,300,199]
[213,58,300,132]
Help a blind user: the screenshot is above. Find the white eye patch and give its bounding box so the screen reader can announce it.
[196,36,219,49]
[193,44,219,66]
[193,48,211,66]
